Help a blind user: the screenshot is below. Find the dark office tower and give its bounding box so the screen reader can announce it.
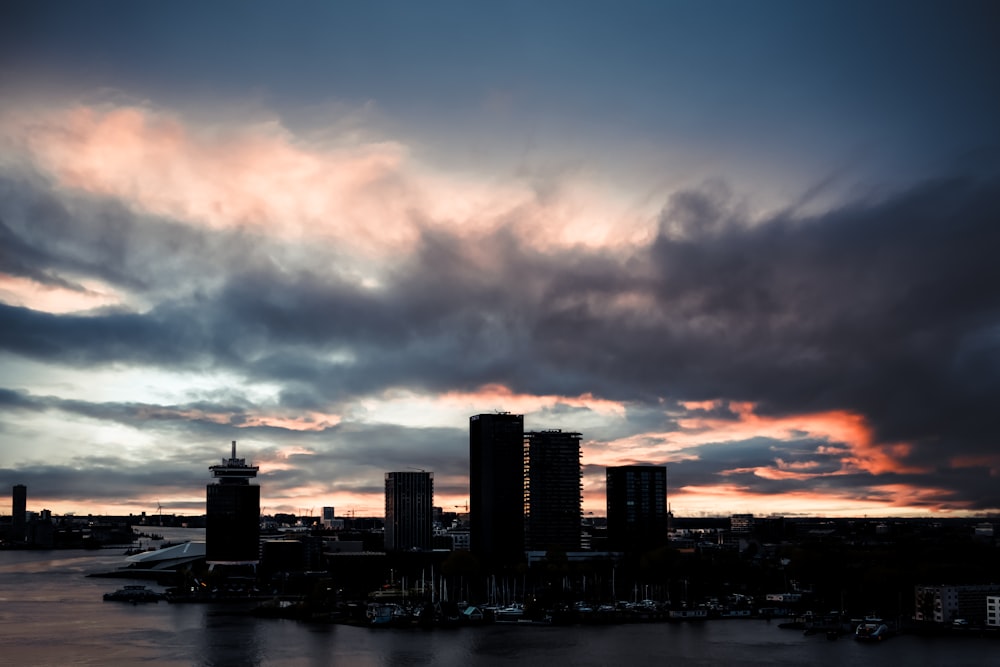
[384,471,434,551]
[206,441,260,565]
[606,465,668,552]
[524,430,582,552]
[11,484,26,543]
[470,412,525,564]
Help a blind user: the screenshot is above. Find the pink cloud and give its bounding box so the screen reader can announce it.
[0,274,125,314]
[6,103,658,267]
[134,405,340,432]
[732,457,830,481]
[18,105,415,251]
[678,399,718,411]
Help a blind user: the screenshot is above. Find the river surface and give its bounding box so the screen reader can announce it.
[0,527,994,666]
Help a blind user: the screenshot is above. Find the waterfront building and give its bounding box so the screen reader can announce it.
[384,471,434,551]
[914,583,1000,625]
[730,513,754,534]
[446,528,470,551]
[206,441,260,565]
[606,465,668,552]
[322,506,336,528]
[11,484,26,544]
[524,429,582,551]
[469,412,525,564]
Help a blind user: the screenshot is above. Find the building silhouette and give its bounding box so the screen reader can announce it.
[470,412,524,564]
[524,430,582,552]
[606,465,668,552]
[206,441,260,565]
[384,471,434,551]
[11,484,26,544]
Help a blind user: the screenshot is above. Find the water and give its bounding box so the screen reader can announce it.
[0,530,994,666]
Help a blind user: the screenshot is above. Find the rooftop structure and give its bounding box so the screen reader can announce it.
[209,440,260,484]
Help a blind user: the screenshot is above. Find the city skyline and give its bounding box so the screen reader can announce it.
[2,2,999,519]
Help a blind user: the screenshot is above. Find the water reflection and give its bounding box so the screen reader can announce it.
[0,547,995,667]
[198,609,266,667]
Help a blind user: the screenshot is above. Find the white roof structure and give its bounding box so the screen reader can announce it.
[125,541,206,570]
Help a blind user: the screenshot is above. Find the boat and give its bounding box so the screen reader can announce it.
[366,602,409,626]
[494,603,526,623]
[669,606,708,621]
[803,611,848,638]
[103,584,164,603]
[854,616,891,642]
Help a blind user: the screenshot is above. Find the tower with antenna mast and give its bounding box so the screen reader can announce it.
[206,440,260,567]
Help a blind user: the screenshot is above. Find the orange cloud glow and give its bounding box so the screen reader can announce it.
[668,481,964,517]
[589,400,933,514]
[678,400,718,411]
[671,400,925,476]
[240,413,341,432]
[949,454,1000,476]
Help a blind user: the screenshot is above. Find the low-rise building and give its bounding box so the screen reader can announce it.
[914,584,1000,625]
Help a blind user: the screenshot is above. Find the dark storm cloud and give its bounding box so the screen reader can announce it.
[0,173,166,293]
[3,160,1000,510]
[0,462,205,507]
[644,173,1000,449]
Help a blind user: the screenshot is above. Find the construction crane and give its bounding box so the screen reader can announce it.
[453,502,469,512]
[345,506,374,518]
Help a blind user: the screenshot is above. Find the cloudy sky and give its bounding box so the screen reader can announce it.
[2,1,999,519]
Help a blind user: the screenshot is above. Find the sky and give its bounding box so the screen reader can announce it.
[1,1,999,519]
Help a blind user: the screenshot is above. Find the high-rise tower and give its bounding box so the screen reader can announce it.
[524,430,582,551]
[384,471,434,551]
[469,412,524,564]
[606,465,667,552]
[206,441,260,565]
[11,484,26,544]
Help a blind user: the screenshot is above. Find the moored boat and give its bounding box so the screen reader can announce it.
[669,606,708,621]
[367,602,408,626]
[854,616,890,642]
[103,584,164,603]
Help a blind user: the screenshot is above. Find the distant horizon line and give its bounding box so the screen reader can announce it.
[4,510,999,522]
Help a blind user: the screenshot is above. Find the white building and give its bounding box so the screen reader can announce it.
[914,584,1000,625]
[987,595,1000,628]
